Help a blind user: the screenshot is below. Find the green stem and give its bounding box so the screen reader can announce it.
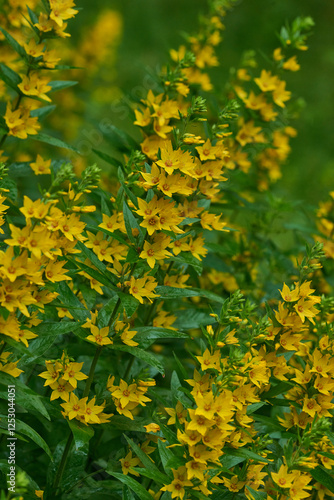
[53,431,74,493]
[82,345,103,398]
[124,355,135,381]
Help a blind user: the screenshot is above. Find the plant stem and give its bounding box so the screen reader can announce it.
[124,355,135,381]
[53,431,74,493]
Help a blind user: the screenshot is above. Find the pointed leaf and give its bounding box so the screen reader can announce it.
[310,466,334,493]
[111,344,164,374]
[106,471,155,500]
[68,419,94,450]
[0,416,52,459]
[32,133,79,152]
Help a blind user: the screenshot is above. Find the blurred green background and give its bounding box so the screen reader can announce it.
[74,0,334,206]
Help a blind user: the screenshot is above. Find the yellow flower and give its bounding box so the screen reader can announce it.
[283,56,300,71]
[120,451,140,476]
[87,324,113,346]
[271,464,296,489]
[144,423,160,433]
[30,155,52,175]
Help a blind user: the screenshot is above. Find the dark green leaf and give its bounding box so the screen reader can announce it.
[117,291,139,317]
[0,63,21,90]
[56,282,89,323]
[68,419,94,450]
[48,80,78,92]
[106,472,155,500]
[92,148,121,168]
[0,416,52,459]
[32,133,79,152]
[124,435,169,483]
[0,28,26,58]
[30,104,57,119]
[8,162,33,177]
[172,253,203,275]
[135,327,188,348]
[224,447,270,463]
[310,466,334,493]
[245,486,266,500]
[123,201,144,245]
[157,438,175,476]
[156,286,224,303]
[111,344,164,374]
[104,125,138,153]
[0,373,50,420]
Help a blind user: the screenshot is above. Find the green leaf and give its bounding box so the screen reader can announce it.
[246,402,267,415]
[32,133,79,152]
[117,291,139,317]
[33,320,81,336]
[220,454,245,470]
[107,415,147,432]
[0,373,50,420]
[310,466,334,493]
[111,344,164,374]
[135,327,188,348]
[264,381,293,398]
[48,80,78,92]
[172,253,203,275]
[97,296,119,327]
[173,308,215,329]
[171,370,191,406]
[156,286,224,303]
[92,148,121,168]
[85,224,130,247]
[0,63,21,90]
[0,28,26,58]
[68,419,94,450]
[106,472,155,500]
[56,282,89,323]
[252,414,287,432]
[245,486,266,500]
[124,435,169,483]
[20,320,81,363]
[0,416,52,459]
[30,104,57,120]
[27,5,39,25]
[8,162,33,177]
[104,125,138,153]
[123,201,144,245]
[224,447,270,463]
[157,438,175,476]
[122,485,135,500]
